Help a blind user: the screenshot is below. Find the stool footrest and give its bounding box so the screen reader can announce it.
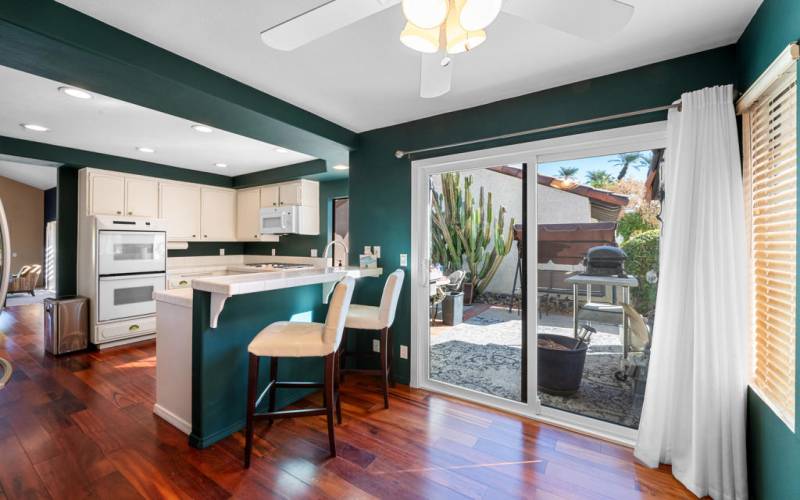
[341,368,383,376]
[274,381,324,389]
[255,408,327,420]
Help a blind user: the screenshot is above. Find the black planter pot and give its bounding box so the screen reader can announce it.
[537,334,588,395]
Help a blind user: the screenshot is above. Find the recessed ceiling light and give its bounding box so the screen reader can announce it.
[59,86,92,99]
[21,123,49,132]
[192,124,213,133]
[136,146,155,153]
[214,163,228,168]
[274,147,289,153]
[333,164,349,170]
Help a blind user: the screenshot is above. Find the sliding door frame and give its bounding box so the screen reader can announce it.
[410,121,668,446]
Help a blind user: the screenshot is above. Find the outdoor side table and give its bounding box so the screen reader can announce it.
[564,274,639,361]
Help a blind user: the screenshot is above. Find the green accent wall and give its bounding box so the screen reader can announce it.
[0,0,355,168]
[735,0,800,498]
[55,166,78,297]
[349,46,738,385]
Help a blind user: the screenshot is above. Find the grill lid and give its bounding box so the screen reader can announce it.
[586,245,627,262]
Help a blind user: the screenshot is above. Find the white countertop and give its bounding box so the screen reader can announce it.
[153,287,193,308]
[191,266,382,296]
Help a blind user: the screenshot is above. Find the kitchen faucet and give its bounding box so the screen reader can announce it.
[322,240,349,268]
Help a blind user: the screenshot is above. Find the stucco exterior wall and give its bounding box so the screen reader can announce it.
[432,169,592,293]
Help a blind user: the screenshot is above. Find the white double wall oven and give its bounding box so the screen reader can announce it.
[95,217,166,323]
[410,122,668,445]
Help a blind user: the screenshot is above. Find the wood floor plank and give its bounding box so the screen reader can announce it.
[0,304,699,499]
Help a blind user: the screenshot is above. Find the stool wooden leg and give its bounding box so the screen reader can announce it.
[324,353,337,457]
[388,327,396,388]
[339,329,348,384]
[268,357,278,424]
[334,349,342,424]
[380,327,389,409]
[244,353,259,468]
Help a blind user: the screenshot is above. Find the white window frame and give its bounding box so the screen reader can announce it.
[410,121,667,446]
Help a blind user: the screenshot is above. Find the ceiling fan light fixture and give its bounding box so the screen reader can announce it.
[459,0,502,31]
[400,22,440,53]
[402,0,449,29]
[445,1,486,54]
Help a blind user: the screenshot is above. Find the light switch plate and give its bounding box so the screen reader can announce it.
[364,246,372,256]
[219,248,225,256]
[271,248,276,256]
[372,339,380,352]
[400,345,408,359]
[400,254,408,267]
[310,249,318,257]
[373,246,381,258]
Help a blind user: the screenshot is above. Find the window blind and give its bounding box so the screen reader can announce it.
[743,63,797,431]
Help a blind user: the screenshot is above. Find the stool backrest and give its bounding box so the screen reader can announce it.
[378,269,405,328]
[323,276,355,352]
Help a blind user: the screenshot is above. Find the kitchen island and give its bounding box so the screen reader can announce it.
[153,266,382,448]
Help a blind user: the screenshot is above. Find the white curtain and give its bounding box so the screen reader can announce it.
[634,85,748,500]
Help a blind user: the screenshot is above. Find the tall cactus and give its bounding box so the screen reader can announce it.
[431,172,515,296]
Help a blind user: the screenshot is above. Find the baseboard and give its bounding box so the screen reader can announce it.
[153,404,191,435]
[95,334,156,350]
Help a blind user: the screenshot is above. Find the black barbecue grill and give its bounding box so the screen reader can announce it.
[583,245,627,277]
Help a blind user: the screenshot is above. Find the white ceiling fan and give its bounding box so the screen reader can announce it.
[261,0,634,98]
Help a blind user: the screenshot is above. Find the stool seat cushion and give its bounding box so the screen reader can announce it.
[344,304,384,330]
[248,321,333,357]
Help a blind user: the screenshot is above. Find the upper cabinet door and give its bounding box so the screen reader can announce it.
[125,178,159,217]
[160,183,201,241]
[236,188,261,241]
[201,188,236,241]
[90,174,125,215]
[278,182,302,206]
[259,185,280,208]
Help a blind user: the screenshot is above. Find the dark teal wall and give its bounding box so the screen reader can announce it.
[736,0,800,498]
[350,46,738,384]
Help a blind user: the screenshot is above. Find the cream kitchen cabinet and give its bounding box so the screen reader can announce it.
[259,180,318,208]
[236,188,261,240]
[201,187,236,241]
[160,183,201,241]
[125,178,159,217]
[89,173,126,215]
[259,185,280,208]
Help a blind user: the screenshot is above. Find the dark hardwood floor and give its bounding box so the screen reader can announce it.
[0,304,694,499]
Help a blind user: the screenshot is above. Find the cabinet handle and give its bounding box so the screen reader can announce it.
[204,234,208,238]
[129,324,140,332]
[116,211,122,215]
[127,211,133,215]
[192,234,196,238]
[178,280,188,286]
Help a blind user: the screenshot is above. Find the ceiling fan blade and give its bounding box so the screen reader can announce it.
[420,53,452,98]
[502,0,634,41]
[261,0,400,51]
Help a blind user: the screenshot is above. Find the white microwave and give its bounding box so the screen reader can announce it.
[260,205,314,234]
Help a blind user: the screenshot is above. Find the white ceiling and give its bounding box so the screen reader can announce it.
[0,65,314,177]
[57,0,762,132]
[0,155,59,190]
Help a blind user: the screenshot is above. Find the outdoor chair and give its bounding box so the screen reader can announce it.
[431,270,464,324]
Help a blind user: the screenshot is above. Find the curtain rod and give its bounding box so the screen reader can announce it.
[394,102,681,159]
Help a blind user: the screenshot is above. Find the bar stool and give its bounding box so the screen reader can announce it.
[244,277,355,466]
[340,269,404,408]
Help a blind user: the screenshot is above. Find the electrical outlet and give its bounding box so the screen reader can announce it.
[219,248,225,256]
[372,339,381,352]
[310,249,318,257]
[364,246,372,256]
[373,246,381,258]
[399,345,408,359]
[271,248,276,256]
[400,254,408,267]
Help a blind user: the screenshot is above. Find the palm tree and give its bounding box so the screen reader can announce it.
[586,169,613,188]
[609,151,652,180]
[557,166,579,180]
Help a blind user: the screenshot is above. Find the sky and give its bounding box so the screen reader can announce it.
[537,150,652,183]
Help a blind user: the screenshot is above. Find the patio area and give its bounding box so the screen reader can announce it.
[430,301,643,429]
